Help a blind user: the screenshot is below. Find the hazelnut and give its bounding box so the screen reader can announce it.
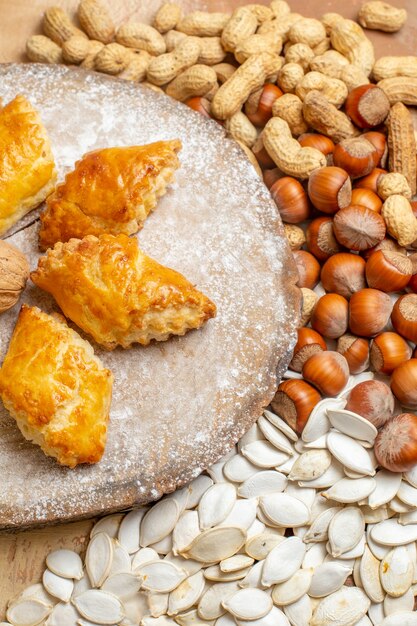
[0,241,30,313]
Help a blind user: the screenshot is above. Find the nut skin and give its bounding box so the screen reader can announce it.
[290,327,327,372]
[349,288,392,337]
[262,168,282,190]
[391,293,417,344]
[302,350,350,397]
[293,250,321,290]
[345,379,395,428]
[333,206,386,252]
[298,133,335,156]
[185,96,212,118]
[306,217,342,262]
[374,413,417,473]
[365,250,413,292]
[270,177,311,224]
[308,166,352,214]
[253,137,276,170]
[362,237,406,260]
[245,84,283,127]
[333,137,377,179]
[321,253,366,299]
[345,84,390,129]
[337,333,370,374]
[350,188,382,213]
[362,131,388,168]
[311,293,349,339]
[391,360,417,410]
[271,379,321,434]
[354,167,387,193]
[370,331,412,375]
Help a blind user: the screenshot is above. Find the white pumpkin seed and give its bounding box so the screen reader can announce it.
[303,542,328,569]
[72,575,91,598]
[366,525,390,561]
[164,552,202,577]
[238,424,263,451]
[245,530,285,560]
[141,616,176,626]
[150,533,173,555]
[148,592,169,618]
[263,410,298,442]
[299,461,345,489]
[246,518,266,539]
[198,484,236,530]
[272,568,313,606]
[72,589,124,624]
[288,450,332,482]
[311,586,370,625]
[359,545,384,603]
[167,570,205,615]
[354,616,373,626]
[184,527,246,563]
[121,592,149,624]
[173,511,200,554]
[285,483,316,509]
[330,535,366,560]
[367,470,402,510]
[404,466,417,488]
[45,601,78,626]
[309,562,352,598]
[236,606,290,626]
[220,555,253,573]
[42,569,73,602]
[260,493,310,527]
[304,507,340,544]
[7,599,51,626]
[187,476,214,509]
[384,588,414,615]
[390,497,413,514]
[137,560,186,592]
[17,582,54,605]
[132,547,159,571]
[322,477,376,503]
[328,507,365,557]
[276,452,300,475]
[242,440,289,468]
[220,498,258,530]
[101,572,142,599]
[397,481,417,507]
[303,434,329,449]
[380,546,413,597]
[222,588,272,620]
[108,540,130,576]
[118,508,147,554]
[327,431,375,476]
[206,461,227,484]
[380,612,417,625]
[238,471,287,499]
[258,416,294,455]
[262,536,306,586]
[302,399,344,442]
[198,582,240,620]
[223,455,258,483]
[362,504,390,525]
[239,559,266,589]
[176,610,214,626]
[91,514,124,540]
[140,499,180,547]
[399,508,417,525]
[368,601,385,626]
[326,409,377,443]
[204,564,251,582]
[165,486,190,516]
[46,549,83,581]
[85,533,113,588]
[283,594,312,626]
[371,520,417,546]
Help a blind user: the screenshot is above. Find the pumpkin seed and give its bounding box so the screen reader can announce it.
[299,461,345,489]
[223,454,258,483]
[288,450,332,482]
[322,477,376,503]
[283,594,312,626]
[184,527,246,563]
[309,562,352,598]
[73,590,124,624]
[141,499,180,547]
[260,493,310,527]
[187,476,214,509]
[302,399,344,443]
[6,599,51,626]
[263,410,298,442]
[326,409,377,444]
[380,546,413,597]
[245,530,285,560]
[85,533,113,588]
[198,484,236,530]
[397,481,417,507]
[90,514,124,540]
[222,588,272,620]
[328,507,365,557]
[137,560,186,593]
[45,549,83,581]
[371,520,417,546]
[131,547,160,571]
[327,431,375,476]
[118,508,147,554]
[108,540,130,576]
[311,586,370,626]
[242,440,290,468]
[258,416,294,455]
[220,555,253,573]
[367,470,402,510]
[359,545,384,603]
[380,612,417,625]
[167,570,205,615]
[173,511,200,554]
[262,536,306,587]
[197,582,240,620]
[101,572,142,599]
[238,471,287,499]
[304,507,340,544]
[42,569,73,602]
[384,588,414,615]
[272,568,313,606]
[204,564,251,582]
[44,601,78,626]
[220,498,257,529]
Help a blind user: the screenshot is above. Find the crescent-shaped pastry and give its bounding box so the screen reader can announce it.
[38,140,182,250]
[31,234,217,349]
[0,95,57,236]
[0,305,113,468]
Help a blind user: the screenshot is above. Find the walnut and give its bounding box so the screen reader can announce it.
[0,241,30,313]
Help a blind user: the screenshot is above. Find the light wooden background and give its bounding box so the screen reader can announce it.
[0,0,414,615]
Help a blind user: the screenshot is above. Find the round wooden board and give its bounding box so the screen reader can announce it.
[0,64,300,530]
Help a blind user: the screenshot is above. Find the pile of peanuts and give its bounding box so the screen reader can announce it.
[26,1,417,429]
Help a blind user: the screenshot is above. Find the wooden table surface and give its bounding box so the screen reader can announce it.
[0,0,415,615]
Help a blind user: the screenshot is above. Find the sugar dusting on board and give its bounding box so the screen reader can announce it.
[0,65,299,529]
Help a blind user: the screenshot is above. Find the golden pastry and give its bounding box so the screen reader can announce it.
[0,305,113,468]
[38,140,182,250]
[31,234,217,349]
[0,95,57,236]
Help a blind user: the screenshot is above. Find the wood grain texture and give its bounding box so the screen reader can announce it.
[0,0,416,616]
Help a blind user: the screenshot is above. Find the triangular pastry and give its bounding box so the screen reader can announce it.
[0,305,113,468]
[31,234,217,349]
[0,95,57,236]
[38,140,182,250]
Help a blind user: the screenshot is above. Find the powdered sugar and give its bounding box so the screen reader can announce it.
[0,64,299,529]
